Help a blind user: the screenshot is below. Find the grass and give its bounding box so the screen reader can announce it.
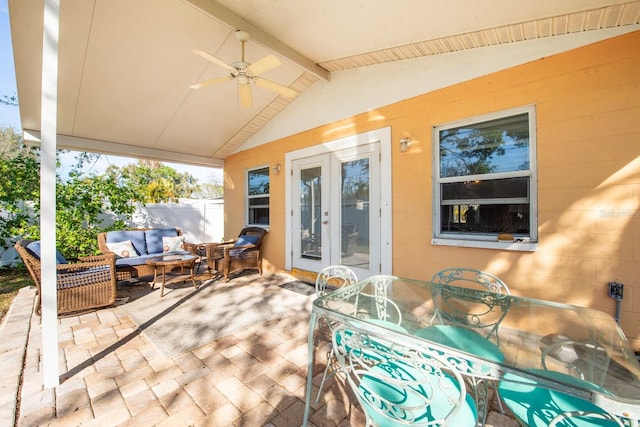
[0,267,33,323]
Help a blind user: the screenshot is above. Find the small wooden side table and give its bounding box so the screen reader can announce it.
[145,254,198,297]
[198,242,233,277]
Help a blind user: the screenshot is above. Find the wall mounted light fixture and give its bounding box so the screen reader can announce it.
[272,163,281,174]
[399,137,412,153]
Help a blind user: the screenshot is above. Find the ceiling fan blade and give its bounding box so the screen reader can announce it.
[247,55,281,76]
[192,49,235,72]
[254,77,297,99]
[239,84,253,108]
[190,76,233,89]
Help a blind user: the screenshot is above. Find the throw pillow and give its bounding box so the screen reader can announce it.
[163,235,186,252]
[106,240,138,258]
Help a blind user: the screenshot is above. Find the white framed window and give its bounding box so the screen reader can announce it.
[247,166,270,227]
[433,106,537,250]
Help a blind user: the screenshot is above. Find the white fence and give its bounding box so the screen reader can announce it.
[130,198,224,243]
[2,198,224,267]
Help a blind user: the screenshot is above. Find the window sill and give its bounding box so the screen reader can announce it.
[431,238,538,252]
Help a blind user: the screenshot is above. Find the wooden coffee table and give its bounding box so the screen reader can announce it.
[145,254,198,297]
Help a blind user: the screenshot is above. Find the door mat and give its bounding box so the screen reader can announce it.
[279,280,315,296]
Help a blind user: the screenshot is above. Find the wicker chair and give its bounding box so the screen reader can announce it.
[15,239,117,315]
[218,227,268,281]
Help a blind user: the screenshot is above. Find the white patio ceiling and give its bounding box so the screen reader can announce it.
[9,0,640,168]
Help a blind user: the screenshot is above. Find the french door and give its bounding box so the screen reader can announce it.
[291,143,381,279]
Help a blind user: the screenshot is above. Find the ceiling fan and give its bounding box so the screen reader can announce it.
[191,30,297,108]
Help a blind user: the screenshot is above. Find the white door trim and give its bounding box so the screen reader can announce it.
[284,127,392,276]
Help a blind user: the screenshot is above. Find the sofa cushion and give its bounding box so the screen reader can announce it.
[105,240,138,258]
[114,252,191,268]
[26,241,68,264]
[106,230,147,255]
[146,228,179,254]
[114,253,159,267]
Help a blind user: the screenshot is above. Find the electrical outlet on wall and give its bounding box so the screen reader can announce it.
[608,282,624,300]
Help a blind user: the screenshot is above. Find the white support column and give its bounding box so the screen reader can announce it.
[40,0,60,388]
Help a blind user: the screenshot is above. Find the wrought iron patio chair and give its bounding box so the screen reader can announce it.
[15,239,117,315]
[332,320,478,426]
[353,274,404,327]
[540,337,611,387]
[498,368,621,427]
[427,267,510,344]
[416,268,511,418]
[315,274,408,403]
[314,265,358,402]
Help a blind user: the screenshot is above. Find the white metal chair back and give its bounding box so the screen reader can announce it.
[355,275,403,326]
[431,268,510,295]
[332,321,478,426]
[315,265,358,297]
[430,268,510,343]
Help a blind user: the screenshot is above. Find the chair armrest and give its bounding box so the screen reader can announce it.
[223,243,257,257]
[95,248,118,258]
[214,242,235,258]
[182,241,199,255]
[195,242,228,259]
[59,254,116,272]
[78,254,116,263]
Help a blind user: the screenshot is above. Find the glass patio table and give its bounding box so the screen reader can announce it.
[302,276,640,426]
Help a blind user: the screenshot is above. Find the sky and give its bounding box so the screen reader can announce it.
[0,0,222,184]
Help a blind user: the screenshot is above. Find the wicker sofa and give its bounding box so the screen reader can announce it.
[97,227,196,281]
[15,239,118,315]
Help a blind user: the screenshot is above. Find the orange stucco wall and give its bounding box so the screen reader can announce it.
[224,31,640,348]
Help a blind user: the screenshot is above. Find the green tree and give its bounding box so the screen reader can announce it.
[49,171,140,257]
[107,160,201,203]
[0,128,40,258]
[196,179,224,199]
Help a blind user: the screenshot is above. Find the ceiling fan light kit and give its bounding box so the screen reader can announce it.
[191,30,297,107]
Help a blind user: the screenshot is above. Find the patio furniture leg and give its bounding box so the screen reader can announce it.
[303,311,319,427]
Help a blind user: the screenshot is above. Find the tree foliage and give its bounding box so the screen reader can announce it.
[108,160,201,203]
[0,128,40,255]
[0,125,218,260]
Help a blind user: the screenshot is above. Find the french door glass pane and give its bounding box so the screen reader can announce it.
[300,167,322,260]
[341,158,370,268]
